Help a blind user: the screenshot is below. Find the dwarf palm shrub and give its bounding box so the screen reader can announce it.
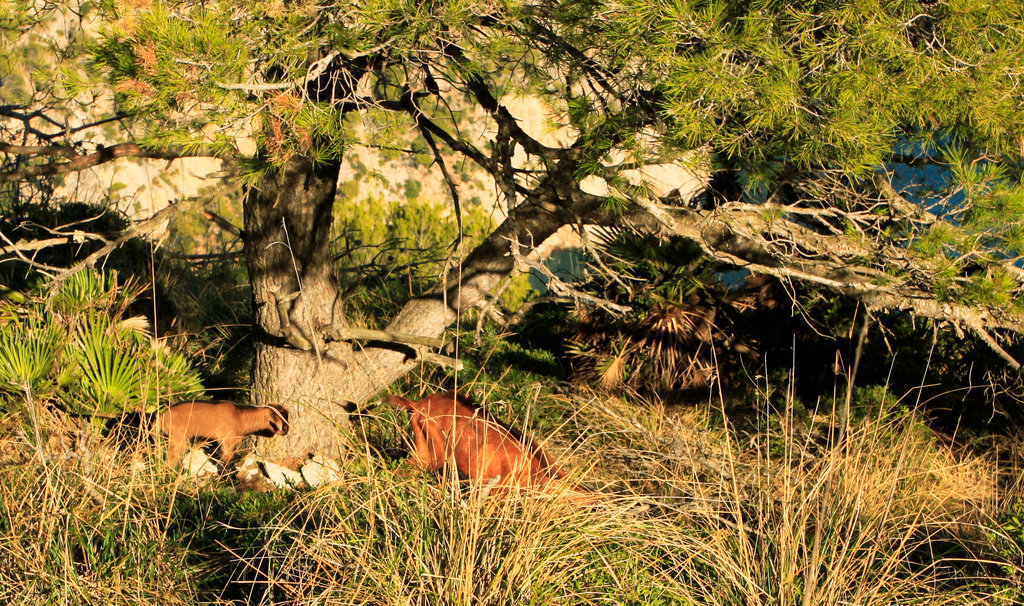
[0,270,203,422]
[566,230,768,392]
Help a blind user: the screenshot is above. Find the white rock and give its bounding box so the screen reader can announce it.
[235,454,262,482]
[260,460,305,488]
[300,454,343,487]
[182,449,219,478]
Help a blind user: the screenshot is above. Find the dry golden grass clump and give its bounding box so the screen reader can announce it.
[0,417,211,606]
[228,388,1023,605]
[0,386,1020,605]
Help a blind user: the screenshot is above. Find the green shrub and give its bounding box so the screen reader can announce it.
[335,195,499,320]
[0,270,203,421]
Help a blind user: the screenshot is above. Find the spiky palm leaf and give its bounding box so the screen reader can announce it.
[49,270,118,316]
[0,317,60,396]
[596,342,631,389]
[49,270,146,320]
[56,272,203,417]
[637,303,717,389]
[568,232,731,392]
[68,319,145,417]
[0,269,206,422]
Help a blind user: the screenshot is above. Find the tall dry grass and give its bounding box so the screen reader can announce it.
[227,388,1020,605]
[665,404,1006,605]
[0,406,227,606]
[0,386,1019,605]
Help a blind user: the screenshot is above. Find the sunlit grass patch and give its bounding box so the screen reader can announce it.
[0,377,1020,605]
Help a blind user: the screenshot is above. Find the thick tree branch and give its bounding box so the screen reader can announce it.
[323,326,445,349]
[872,172,935,225]
[629,196,1023,367]
[0,142,214,182]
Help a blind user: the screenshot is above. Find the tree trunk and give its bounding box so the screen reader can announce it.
[243,155,353,459]
[243,156,610,460]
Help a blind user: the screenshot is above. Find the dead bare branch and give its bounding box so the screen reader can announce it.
[47,196,206,287]
[507,234,631,315]
[0,232,109,257]
[416,351,464,370]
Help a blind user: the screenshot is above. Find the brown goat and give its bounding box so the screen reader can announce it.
[387,392,593,504]
[152,401,289,466]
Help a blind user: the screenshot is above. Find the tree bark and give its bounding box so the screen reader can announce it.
[243,155,353,459]
[242,157,607,459]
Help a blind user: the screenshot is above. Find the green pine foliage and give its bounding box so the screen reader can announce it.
[598,0,1024,167]
[79,0,1024,327]
[582,0,1024,315]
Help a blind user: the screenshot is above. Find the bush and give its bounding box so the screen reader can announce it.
[0,270,203,423]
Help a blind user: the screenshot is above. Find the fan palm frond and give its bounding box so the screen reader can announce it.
[566,229,734,392]
[50,270,118,316]
[50,270,146,320]
[140,342,205,408]
[69,320,143,416]
[0,269,206,424]
[0,317,61,396]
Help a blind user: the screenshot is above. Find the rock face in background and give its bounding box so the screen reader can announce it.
[39,81,700,257]
[55,156,227,217]
[5,5,702,254]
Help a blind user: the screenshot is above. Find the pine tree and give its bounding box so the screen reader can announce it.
[3,0,1024,456]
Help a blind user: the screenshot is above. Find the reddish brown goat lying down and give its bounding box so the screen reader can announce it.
[152,401,290,466]
[388,392,594,504]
